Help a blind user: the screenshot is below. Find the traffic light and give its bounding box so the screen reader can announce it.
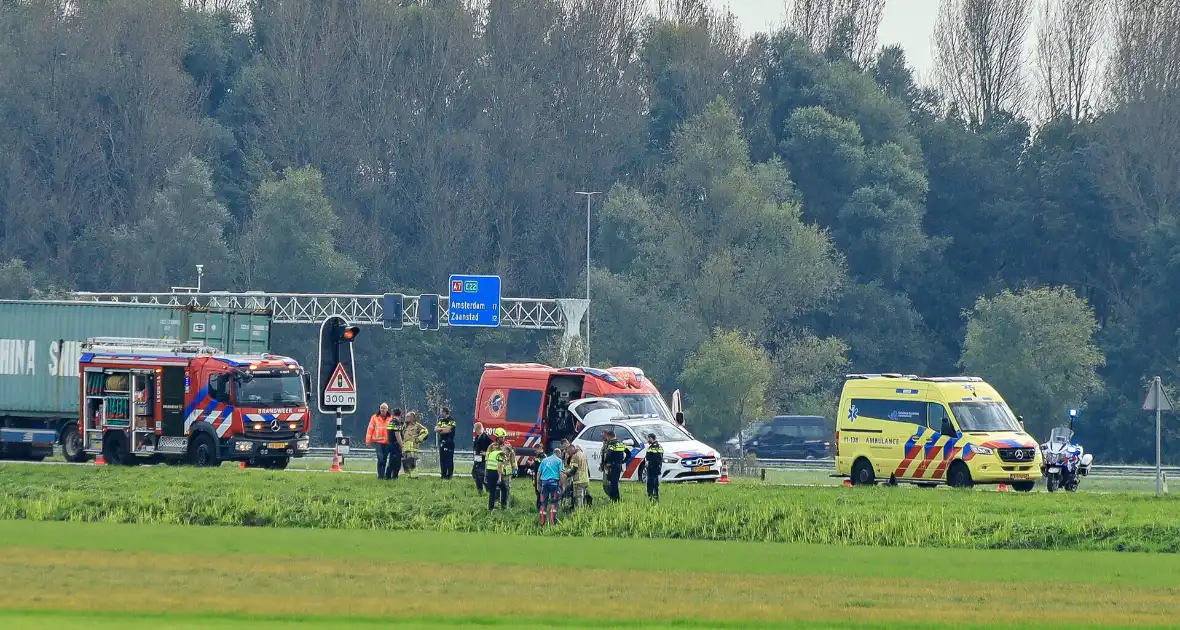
[317,315,358,415]
[419,293,440,331]
[382,293,403,330]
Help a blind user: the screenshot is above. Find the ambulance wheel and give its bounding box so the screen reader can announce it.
[947,461,974,488]
[61,424,88,463]
[102,432,132,466]
[189,433,220,467]
[851,458,876,486]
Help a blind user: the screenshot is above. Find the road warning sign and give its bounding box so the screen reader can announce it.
[323,362,357,408]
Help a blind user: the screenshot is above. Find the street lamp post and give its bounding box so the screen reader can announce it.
[574,190,601,365]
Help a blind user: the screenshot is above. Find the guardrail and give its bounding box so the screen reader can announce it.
[304,448,1178,479]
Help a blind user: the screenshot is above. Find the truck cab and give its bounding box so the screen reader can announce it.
[79,337,312,468]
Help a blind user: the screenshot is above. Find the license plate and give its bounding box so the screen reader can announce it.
[693,465,710,472]
[1010,474,1030,479]
[268,442,287,449]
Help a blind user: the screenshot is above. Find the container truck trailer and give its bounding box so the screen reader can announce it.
[0,300,275,462]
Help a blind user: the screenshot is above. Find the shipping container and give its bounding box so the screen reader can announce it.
[0,301,272,459]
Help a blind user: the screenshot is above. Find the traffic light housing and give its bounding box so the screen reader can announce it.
[382,293,403,330]
[317,315,358,415]
[419,293,440,331]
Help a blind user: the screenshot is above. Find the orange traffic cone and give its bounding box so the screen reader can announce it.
[329,452,342,472]
[717,461,730,484]
[996,483,1010,492]
[842,479,852,487]
[94,453,106,466]
[239,461,248,469]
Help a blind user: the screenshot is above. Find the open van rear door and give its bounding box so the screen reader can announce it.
[671,389,684,426]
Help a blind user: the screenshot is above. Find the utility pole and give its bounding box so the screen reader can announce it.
[575,190,601,365]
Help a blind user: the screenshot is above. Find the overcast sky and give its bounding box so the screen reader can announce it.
[722,0,942,81]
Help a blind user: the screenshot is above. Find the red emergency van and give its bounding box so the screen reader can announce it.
[473,363,680,469]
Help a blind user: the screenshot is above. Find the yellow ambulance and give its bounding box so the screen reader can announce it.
[835,374,1041,491]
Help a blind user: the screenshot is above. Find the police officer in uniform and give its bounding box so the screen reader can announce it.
[472,422,492,494]
[435,407,457,480]
[599,429,628,502]
[384,408,405,480]
[643,432,664,501]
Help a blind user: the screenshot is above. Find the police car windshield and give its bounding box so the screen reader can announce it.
[605,394,673,423]
[633,422,690,443]
[950,402,1022,432]
[236,374,304,405]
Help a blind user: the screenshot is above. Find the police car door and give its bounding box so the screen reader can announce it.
[573,424,607,480]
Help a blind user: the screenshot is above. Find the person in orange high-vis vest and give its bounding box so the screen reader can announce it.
[366,402,394,479]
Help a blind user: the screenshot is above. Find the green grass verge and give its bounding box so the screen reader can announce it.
[2,464,1178,552]
[1,522,1178,629]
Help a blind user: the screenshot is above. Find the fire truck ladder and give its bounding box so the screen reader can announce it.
[69,291,590,344]
[83,337,222,356]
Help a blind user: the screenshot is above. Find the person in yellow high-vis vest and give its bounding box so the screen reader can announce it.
[401,411,429,478]
[485,428,511,510]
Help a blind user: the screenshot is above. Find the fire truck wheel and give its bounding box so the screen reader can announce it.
[262,457,290,470]
[189,433,220,467]
[61,424,88,463]
[102,432,133,466]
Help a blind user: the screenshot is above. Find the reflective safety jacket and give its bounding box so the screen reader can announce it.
[603,439,629,468]
[645,442,664,474]
[567,448,590,484]
[366,413,392,445]
[402,420,429,454]
[435,417,456,449]
[485,443,505,473]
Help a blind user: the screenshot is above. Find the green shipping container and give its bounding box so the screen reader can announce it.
[0,300,272,418]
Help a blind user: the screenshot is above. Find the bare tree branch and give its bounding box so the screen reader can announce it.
[933,0,1033,123]
[1034,0,1106,120]
[1105,0,1180,105]
[786,0,884,66]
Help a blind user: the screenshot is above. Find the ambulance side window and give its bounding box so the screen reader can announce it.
[927,403,955,435]
[209,374,231,404]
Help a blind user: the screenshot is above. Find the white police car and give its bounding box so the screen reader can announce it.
[568,398,722,483]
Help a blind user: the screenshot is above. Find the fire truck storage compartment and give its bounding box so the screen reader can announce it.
[544,373,585,445]
[0,300,272,438]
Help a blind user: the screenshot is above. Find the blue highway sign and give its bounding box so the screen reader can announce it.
[448,274,501,327]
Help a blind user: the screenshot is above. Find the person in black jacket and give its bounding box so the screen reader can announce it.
[643,432,664,501]
[471,422,493,495]
[435,407,457,480]
[600,429,628,502]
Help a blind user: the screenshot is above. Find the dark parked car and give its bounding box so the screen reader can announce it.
[744,415,832,459]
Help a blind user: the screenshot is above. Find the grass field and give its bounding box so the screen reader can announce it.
[2,463,1178,553]
[1,520,1179,629]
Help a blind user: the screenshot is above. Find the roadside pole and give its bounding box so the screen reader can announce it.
[1157,377,1163,496]
[1143,376,1171,496]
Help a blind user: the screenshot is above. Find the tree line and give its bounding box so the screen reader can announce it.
[0,0,1175,461]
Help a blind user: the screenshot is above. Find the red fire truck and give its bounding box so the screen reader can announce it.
[79,337,312,468]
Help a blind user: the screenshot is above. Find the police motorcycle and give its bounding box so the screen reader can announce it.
[1039,409,1093,492]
